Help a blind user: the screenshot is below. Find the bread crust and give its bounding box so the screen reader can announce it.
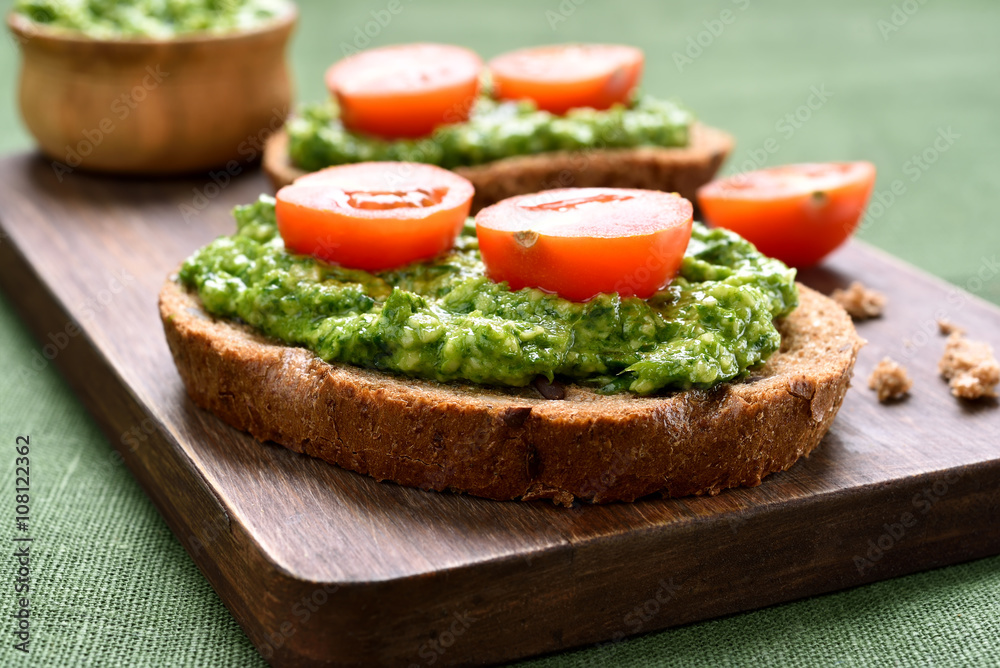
[160,280,861,505]
[263,123,734,211]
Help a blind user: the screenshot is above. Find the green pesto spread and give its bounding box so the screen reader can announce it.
[288,96,694,173]
[13,0,288,38]
[178,197,798,396]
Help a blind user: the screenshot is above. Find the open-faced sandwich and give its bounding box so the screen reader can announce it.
[160,162,862,505]
[263,43,734,211]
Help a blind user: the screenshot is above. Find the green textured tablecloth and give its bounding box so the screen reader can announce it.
[1,1,998,665]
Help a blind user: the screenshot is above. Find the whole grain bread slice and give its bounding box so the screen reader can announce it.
[263,123,734,212]
[160,280,861,505]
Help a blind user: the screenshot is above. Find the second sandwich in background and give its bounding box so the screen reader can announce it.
[264,42,733,210]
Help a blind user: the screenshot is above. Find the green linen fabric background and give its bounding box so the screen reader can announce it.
[1,0,999,666]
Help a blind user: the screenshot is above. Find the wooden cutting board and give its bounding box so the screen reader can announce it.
[1,153,998,667]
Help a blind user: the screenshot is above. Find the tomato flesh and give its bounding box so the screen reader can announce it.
[325,43,482,139]
[489,44,643,115]
[476,188,693,301]
[697,162,877,268]
[276,163,474,271]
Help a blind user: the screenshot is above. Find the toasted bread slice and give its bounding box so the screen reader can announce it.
[160,280,861,505]
[263,123,734,212]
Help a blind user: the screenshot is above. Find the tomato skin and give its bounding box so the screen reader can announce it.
[696,162,877,268]
[475,188,693,302]
[325,43,483,140]
[489,44,643,115]
[276,162,474,271]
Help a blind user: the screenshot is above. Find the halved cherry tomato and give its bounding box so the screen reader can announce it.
[697,162,877,268]
[276,162,474,271]
[488,44,644,115]
[325,43,482,140]
[476,188,693,302]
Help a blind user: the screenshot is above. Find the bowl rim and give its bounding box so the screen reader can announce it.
[6,0,297,46]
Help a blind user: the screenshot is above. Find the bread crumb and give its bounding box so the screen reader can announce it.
[832,281,886,320]
[938,332,1000,400]
[937,318,966,336]
[868,357,913,402]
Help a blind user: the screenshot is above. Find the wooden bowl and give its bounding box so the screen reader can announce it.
[6,5,297,175]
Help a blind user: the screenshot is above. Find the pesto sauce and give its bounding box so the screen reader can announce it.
[13,0,288,38]
[178,197,798,396]
[288,95,694,173]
